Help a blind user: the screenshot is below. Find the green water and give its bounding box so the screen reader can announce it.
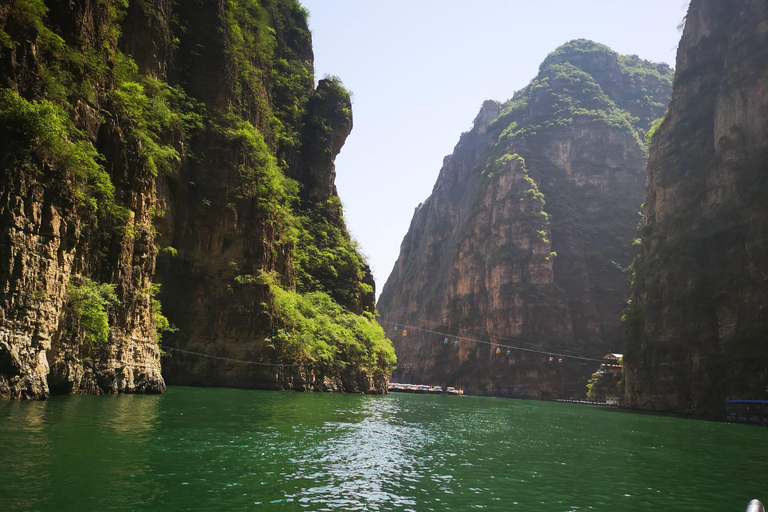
[1,388,766,511]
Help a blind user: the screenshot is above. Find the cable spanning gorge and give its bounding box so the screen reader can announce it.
[379,319,608,364]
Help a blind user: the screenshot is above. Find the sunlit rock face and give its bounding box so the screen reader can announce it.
[0,0,167,399]
[379,40,672,398]
[0,0,386,398]
[624,0,768,414]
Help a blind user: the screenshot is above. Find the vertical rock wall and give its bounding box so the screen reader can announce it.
[624,0,768,414]
[379,41,672,397]
[1,0,389,399]
[0,0,168,398]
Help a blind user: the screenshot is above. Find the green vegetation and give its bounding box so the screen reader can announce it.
[217,110,295,217]
[585,371,600,397]
[0,89,120,216]
[222,0,276,117]
[1,0,128,103]
[616,55,673,130]
[645,116,665,144]
[1,0,393,385]
[222,0,313,165]
[293,198,370,312]
[301,76,352,160]
[468,153,549,247]
[269,281,395,376]
[111,53,183,176]
[65,278,174,346]
[494,62,640,147]
[538,39,614,68]
[585,363,622,400]
[494,39,672,147]
[266,1,313,164]
[66,278,119,346]
[538,39,673,132]
[0,0,47,50]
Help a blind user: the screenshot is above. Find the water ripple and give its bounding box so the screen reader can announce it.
[2,389,768,511]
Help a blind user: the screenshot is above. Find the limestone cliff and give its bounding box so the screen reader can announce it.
[0,0,166,399]
[378,41,672,398]
[0,0,393,399]
[624,0,768,414]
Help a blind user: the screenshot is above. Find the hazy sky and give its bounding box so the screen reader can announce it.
[300,0,691,299]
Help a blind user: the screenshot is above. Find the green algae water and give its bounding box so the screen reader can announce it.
[1,388,767,511]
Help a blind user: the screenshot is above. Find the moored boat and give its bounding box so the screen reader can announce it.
[388,383,454,395]
[725,400,768,426]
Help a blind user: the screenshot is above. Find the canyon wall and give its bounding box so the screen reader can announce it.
[0,0,393,399]
[624,0,768,414]
[379,40,672,398]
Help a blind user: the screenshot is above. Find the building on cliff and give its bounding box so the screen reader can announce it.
[600,354,623,375]
[623,0,768,415]
[0,0,393,399]
[377,39,672,399]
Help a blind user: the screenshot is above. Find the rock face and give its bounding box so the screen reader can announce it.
[623,0,768,414]
[0,0,166,399]
[0,0,393,399]
[378,41,672,398]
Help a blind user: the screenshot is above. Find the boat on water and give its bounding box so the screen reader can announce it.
[388,383,420,393]
[725,400,768,426]
[388,383,462,395]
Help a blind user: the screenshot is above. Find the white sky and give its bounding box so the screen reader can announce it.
[300,0,690,299]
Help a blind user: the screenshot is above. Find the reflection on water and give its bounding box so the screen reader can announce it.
[1,399,52,511]
[0,394,161,511]
[287,398,430,510]
[2,389,768,511]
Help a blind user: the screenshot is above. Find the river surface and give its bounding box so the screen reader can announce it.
[1,387,766,511]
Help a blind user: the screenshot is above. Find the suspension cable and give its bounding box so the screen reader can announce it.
[160,346,306,368]
[378,319,607,363]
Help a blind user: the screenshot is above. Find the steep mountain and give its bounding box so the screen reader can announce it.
[624,0,768,414]
[0,0,393,399]
[378,40,672,398]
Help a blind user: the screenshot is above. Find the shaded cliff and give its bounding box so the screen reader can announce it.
[0,0,393,399]
[378,40,672,398]
[624,0,768,414]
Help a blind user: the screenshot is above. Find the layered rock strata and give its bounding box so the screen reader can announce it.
[0,0,166,398]
[379,40,672,398]
[0,0,392,398]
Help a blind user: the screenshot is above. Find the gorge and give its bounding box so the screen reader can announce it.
[379,0,768,414]
[1,0,766,420]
